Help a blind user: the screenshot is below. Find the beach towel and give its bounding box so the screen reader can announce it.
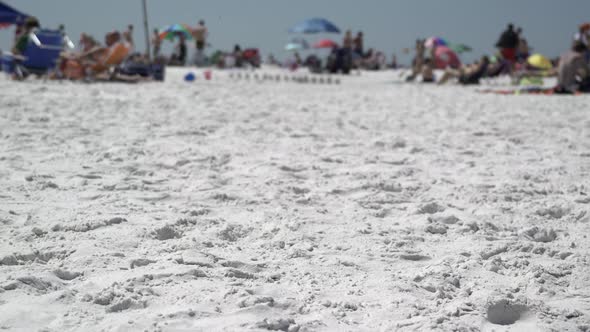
[477,87,586,96]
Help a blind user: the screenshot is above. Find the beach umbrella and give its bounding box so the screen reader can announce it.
[527,54,552,70]
[313,39,338,49]
[433,46,461,69]
[159,24,193,41]
[289,18,340,34]
[0,2,29,28]
[424,37,447,48]
[449,43,472,54]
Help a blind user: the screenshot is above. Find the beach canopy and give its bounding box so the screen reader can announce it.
[289,18,340,34]
[159,24,193,41]
[424,36,447,48]
[0,2,29,28]
[434,46,461,69]
[527,54,552,70]
[313,39,337,49]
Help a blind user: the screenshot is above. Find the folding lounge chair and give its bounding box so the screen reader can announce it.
[89,42,131,75]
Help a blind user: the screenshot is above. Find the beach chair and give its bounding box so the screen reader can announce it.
[23,29,63,75]
[3,29,63,78]
[62,42,131,80]
[89,42,131,75]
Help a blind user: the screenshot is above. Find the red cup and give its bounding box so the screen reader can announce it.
[204,70,212,80]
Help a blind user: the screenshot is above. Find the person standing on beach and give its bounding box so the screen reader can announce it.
[343,30,353,51]
[152,28,161,58]
[170,33,187,66]
[495,24,518,66]
[353,31,364,57]
[192,20,208,65]
[516,27,530,63]
[124,24,134,51]
[342,30,354,71]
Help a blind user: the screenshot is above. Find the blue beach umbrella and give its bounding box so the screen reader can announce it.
[289,18,340,34]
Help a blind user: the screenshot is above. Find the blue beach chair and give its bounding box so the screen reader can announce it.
[3,29,64,78]
[21,29,63,75]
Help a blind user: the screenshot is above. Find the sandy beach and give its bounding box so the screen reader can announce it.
[1,68,589,331]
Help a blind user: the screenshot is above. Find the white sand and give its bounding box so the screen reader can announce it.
[0,68,589,331]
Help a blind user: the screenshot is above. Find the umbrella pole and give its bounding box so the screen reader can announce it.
[142,0,151,61]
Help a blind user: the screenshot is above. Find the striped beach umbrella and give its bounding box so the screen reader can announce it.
[159,24,193,41]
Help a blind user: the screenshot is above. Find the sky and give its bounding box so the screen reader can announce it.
[1,0,589,64]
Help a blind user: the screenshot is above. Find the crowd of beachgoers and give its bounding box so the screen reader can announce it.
[3,15,590,94]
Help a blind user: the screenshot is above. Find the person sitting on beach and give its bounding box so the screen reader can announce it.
[555,41,590,93]
[437,56,490,85]
[486,56,510,78]
[13,23,23,49]
[12,17,40,56]
[10,17,40,79]
[406,39,426,81]
[83,31,125,61]
[79,33,99,53]
[57,30,132,80]
[305,54,322,73]
[421,57,435,82]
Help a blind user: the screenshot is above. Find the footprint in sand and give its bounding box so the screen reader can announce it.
[486,300,529,326]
